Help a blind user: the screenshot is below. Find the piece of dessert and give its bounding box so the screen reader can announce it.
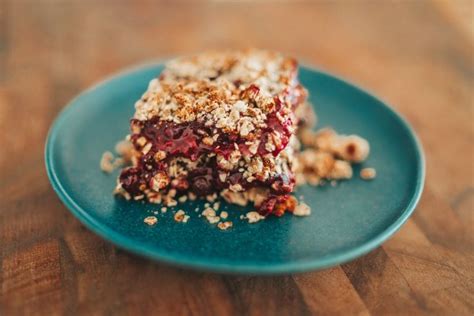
[113,50,372,218]
[115,50,310,216]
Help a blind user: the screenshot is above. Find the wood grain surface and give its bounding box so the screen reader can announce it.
[1,1,473,315]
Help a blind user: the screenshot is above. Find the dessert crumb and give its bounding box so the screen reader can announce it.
[213,202,220,211]
[293,202,311,216]
[220,211,228,219]
[188,192,197,201]
[161,206,168,213]
[144,216,158,226]
[174,210,189,223]
[218,221,233,230]
[206,193,218,202]
[360,168,376,180]
[178,195,188,203]
[246,211,265,223]
[202,207,216,217]
[207,216,220,224]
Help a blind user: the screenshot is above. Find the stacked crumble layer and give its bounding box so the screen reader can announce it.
[116,50,308,216]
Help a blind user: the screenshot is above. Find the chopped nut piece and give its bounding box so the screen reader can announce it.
[217,221,233,230]
[202,137,214,146]
[218,172,227,182]
[360,168,376,180]
[174,210,189,222]
[154,150,167,161]
[207,216,220,224]
[213,202,220,210]
[202,208,216,217]
[161,207,168,213]
[144,216,158,225]
[178,195,188,203]
[246,211,265,223]
[142,143,152,154]
[293,202,311,216]
[220,211,228,219]
[136,136,147,147]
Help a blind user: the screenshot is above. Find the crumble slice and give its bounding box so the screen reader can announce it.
[110,50,374,224]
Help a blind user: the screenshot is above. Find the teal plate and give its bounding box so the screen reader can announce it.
[45,63,425,274]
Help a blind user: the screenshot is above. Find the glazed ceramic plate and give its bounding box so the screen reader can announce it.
[45,63,424,274]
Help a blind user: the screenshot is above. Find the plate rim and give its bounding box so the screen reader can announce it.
[44,61,426,275]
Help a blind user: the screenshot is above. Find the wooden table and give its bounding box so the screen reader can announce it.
[1,1,473,315]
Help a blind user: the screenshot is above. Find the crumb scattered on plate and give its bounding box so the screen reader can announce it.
[246,211,265,223]
[144,216,158,226]
[174,210,190,223]
[360,168,376,180]
[217,221,233,230]
[293,202,311,216]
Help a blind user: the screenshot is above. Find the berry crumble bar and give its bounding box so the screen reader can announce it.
[112,50,374,217]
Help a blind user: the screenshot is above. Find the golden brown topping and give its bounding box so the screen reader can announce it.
[134,50,303,139]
